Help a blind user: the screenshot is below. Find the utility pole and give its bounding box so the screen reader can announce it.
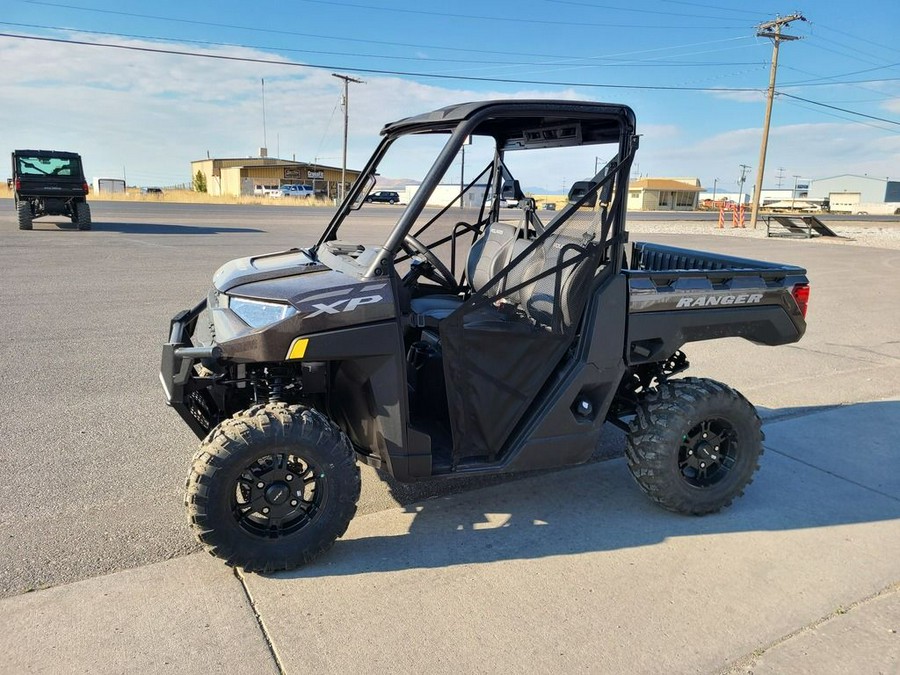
[712,177,718,202]
[261,78,267,153]
[332,73,365,203]
[749,13,806,228]
[738,164,751,206]
[459,135,472,210]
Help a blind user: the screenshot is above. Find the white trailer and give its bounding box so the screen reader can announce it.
[92,177,126,194]
[849,202,900,215]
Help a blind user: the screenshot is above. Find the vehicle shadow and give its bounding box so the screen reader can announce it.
[273,399,900,579]
[90,222,265,235]
[22,220,265,235]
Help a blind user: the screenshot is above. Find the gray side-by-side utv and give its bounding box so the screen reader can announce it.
[161,100,810,572]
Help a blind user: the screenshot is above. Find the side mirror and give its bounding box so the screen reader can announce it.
[501,180,525,201]
[568,181,598,207]
[349,174,376,210]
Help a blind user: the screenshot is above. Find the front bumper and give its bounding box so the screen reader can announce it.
[160,299,221,438]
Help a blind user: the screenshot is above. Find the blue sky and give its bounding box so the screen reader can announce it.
[2,0,899,192]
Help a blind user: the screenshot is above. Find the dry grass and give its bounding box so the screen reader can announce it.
[531,194,568,210]
[0,185,334,207]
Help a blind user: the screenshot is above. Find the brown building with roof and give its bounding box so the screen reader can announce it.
[190,156,360,200]
[627,177,703,211]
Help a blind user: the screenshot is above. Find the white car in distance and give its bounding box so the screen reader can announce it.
[280,184,315,198]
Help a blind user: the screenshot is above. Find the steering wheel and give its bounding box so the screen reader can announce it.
[401,234,461,294]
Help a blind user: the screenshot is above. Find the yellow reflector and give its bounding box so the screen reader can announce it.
[286,337,309,360]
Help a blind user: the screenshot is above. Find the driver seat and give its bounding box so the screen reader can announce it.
[409,221,520,324]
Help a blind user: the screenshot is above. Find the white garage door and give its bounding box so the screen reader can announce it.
[829,192,860,213]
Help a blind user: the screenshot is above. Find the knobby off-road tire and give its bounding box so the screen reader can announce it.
[626,377,763,515]
[186,403,361,572]
[75,202,91,230]
[17,201,32,230]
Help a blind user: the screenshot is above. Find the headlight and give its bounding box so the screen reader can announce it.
[228,297,297,328]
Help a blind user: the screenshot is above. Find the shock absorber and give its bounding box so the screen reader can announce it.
[268,377,284,403]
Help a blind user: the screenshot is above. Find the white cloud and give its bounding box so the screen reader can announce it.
[0,32,588,185]
[882,98,900,114]
[3,31,897,190]
[709,90,767,104]
[634,121,900,190]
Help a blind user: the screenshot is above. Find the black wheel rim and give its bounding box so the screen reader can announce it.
[678,418,737,488]
[232,453,325,538]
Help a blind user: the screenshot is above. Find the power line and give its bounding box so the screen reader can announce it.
[0,31,767,93]
[0,21,765,69]
[780,98,899,134]
[529,0,752,21]
[783,76,900,88]
[777,65,896,103]
[289,0,748,29]
[811,22,900,60]
[777,92,900,126]
[659,0,770,17]
[804,40,899,72]
[780,63,900,87]
[5,26,892,132]
[15,1,761,62]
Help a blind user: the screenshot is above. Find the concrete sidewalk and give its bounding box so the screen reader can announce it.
[2,400,898,674]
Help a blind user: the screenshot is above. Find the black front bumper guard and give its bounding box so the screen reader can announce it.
[160,300,222,438]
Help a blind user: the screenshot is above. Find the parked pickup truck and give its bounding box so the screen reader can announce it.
[162,99,809,573]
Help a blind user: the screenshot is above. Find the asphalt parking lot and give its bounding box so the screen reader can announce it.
[1,199,898,599]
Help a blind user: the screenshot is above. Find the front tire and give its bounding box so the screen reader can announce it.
[75,202,91,230]
[17,201,32,230]
[626,377,763,515]
[186,403,361,572]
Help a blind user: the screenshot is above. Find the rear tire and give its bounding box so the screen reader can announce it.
[17,201,32,230]
[186,403,361,572]
[75,202,91,230]
[626,377,763,515]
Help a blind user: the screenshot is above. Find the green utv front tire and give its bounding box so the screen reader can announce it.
[75,202,91,230]
[186,403,361,572]
[17,201,32,230]
[625,377,763,515]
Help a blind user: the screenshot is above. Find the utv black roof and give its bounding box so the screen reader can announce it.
[381,99,636,149]
[13,149,82,158]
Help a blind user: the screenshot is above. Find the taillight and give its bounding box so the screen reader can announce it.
[15,178,21,191]
[791,283,810,318]
[82,181,90,194]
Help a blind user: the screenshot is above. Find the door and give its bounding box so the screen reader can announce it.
[829,191,860,213]
[439,187,618,463]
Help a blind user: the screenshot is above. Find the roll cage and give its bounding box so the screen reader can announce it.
[314,99,638,287]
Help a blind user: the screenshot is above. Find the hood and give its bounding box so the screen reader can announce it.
[213,248,324,293]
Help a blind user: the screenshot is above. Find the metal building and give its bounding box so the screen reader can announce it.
[808,174,900,213]
[190,157,360,199]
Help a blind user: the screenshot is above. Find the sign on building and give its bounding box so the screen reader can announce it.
[308,170,325,179]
